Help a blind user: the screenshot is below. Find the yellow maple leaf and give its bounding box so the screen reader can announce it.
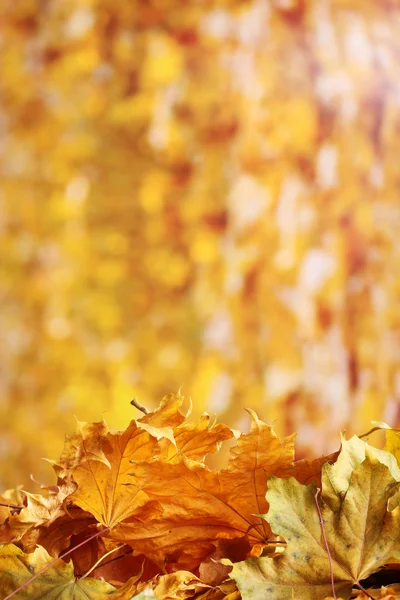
[227,447,400,600]
[0,543,143,599]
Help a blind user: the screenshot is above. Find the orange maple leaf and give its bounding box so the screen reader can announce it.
[106,409,295,570]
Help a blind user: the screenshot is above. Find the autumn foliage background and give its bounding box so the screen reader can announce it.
[1,0,400,490]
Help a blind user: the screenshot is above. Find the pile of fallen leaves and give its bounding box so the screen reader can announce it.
[0,393,399,599]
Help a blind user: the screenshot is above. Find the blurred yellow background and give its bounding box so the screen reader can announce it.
[1,0,400,490]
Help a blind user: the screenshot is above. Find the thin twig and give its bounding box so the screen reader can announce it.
[315,488,336,600]
[130,397,149,414]
[3,526,110,600]
[0,502,24,510]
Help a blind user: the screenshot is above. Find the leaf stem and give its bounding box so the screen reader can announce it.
[94,548,133,570]
[315,488,336,600]
[3,526,110,600]
[130,398,149,414]
[80,544,125,579]
[359,424,400,440]
[355,582,375,599]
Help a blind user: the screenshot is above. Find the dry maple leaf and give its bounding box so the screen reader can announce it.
[0,393,235,594]
[29,393,233,571]
[60,394,232,531]
[47,419,112,481]
[367,584,400,599]
[52,394,189,484]
[154,571,211,600]
[194,579,240,600]
[0,487,24,521]
[12,504,97,557]
[9,489,71,538]
[0,487,24,544]
[107,409,295,570]
[284,450,340,487]
[66,426,157,528]
[6,480,97,557]
[157,413,234,463]
[64,394,189,528]
[334,585,400,600]
[0,543,144,599]
[354,422,400,513]
[198,542,233,587]
[382,428,400,467]
[322,434,400,512]
[226,446,400,600]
